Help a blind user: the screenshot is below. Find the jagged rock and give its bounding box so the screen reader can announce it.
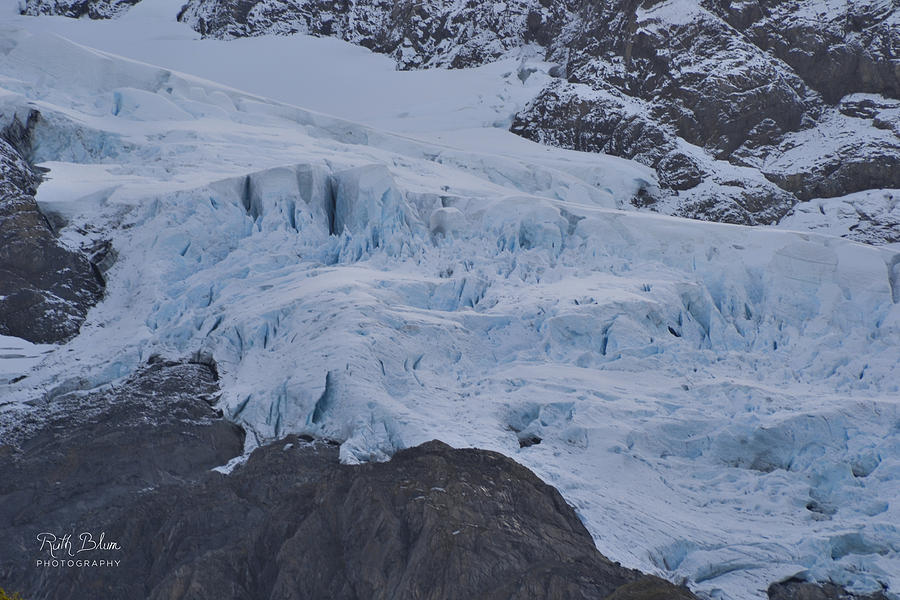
[514,0,896,228]
[20,0,139,19]
[177,0,570,70]
[768,578,891,600]
[655,151,704,192]
[0,360,245,592]
[839,94,900,122]
[509,1,820,223]
[743,0,900,104]
[0,361,696,599]
[754,109,900,201]
[509,79,796,224]
[510,81,675,168]
[0,112,104,344]
[766,148,900,201]
[562,1,817,158]
[674,177,796,225]
[837,94,900,141]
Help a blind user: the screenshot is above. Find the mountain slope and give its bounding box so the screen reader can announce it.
[1,20,899,599]
[157,0,900,235]
[17,0,900,238]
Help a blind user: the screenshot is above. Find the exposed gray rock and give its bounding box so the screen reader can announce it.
[768,578,891,600]
[511,0,900,229]
[509,81,675,170]
[0,358,244,514]
[0,358,696,600]
[507,0,822,223]
[176,0,570,70]
[563,1,817,158]
[510,78,798,225]
[672,177,796,225]
[0,359,245,595]
[741,0,900,104]
[740,108,900,201]
[20,0,139,19]
[765,146,900,201]
[839,94,900,136]
[0,111,105,344]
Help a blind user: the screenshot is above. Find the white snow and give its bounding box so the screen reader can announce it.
[8,0,553,137]
[759,108,899,180]
[777,189,900,246]
[637,0,709,28]
[1,11,899,600]
[0,335,56,387]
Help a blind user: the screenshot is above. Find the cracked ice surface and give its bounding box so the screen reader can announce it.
[0,23,899,600]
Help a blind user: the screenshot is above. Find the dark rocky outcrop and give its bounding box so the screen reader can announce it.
[0,358,695,600]
[509,0,822,224]
[20,0,140,19]
[0,359,245,528]
[560,1,818,158]
[0,359,245,596]
[740,0,900,104]
[768,578,891,600]
[764,144,900,202]
[176,0,570,70]
[520,0,899,226]
[750,100,900,203]
[0,111,105,344]
[509,80,798,225]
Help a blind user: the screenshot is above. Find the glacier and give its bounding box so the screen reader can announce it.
[1,10,899,600]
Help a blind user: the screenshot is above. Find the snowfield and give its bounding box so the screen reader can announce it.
[1,7,899,600]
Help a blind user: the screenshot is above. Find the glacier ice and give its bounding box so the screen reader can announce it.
[0,23,899,600]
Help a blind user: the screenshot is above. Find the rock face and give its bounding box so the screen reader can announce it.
[768,578,891,600]
[0,111,105,344]
[510,0,900,226]
[175,0,567,69]
[20,0,139,19]
[0,359,245,597]
[508,80,799,226]
[0,358,695,600]
[0,359,245,529]
[741,0,899,104]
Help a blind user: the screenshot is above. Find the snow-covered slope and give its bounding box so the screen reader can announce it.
[1,14,900,599]
[16,0,900,239]
[155,0,900,234]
